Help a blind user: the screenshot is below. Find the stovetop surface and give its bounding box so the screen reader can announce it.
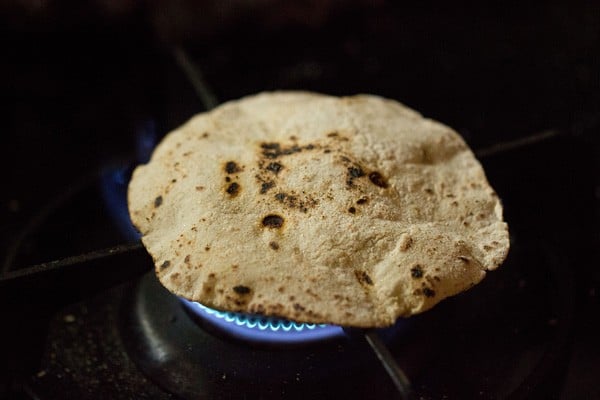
[1,2,599,399]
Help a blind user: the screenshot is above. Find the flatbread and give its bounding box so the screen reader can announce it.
[128,92,509,327]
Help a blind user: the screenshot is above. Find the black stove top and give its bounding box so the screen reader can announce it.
[1,2,598,399]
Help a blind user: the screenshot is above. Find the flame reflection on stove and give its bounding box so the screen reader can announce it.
[182,299,345,345]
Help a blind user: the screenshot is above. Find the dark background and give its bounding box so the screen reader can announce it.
[0,1,598,398]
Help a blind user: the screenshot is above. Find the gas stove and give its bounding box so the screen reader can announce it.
[1,3,598,399]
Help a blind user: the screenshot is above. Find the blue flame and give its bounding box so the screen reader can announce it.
[181,300,345,345]
[100,163,141,241]
[101,119,158,241]
[134,119,158,163]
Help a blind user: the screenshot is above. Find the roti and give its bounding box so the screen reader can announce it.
[128,92,509,327]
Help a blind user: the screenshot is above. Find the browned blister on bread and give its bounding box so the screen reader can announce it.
[128,92,509,327]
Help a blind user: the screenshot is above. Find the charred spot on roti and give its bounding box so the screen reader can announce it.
[399,234,413,251]
[160,260,171,270]
[348,166,365,178]
[355,270,373,286]
[225,176,231,182]
[410,265,424,278]
[348,207,356,214]
[260,141,318,159]
[326,131,349,141]
[274,192,286,202]
[413,287,436,297]
[269,241,280,250]
[261,142,280,150]
[293,303,306,311]
[266,162,283,174]
[154,196,163,208]
[224,161,241,174]
[226,182,240,196]
[346,165,365,187]
[261,142,287,158]
[260,181,275,194]
[262,214,284,228]
[233,285,251,295]
[273,192,318,212]
[368,171,388,188]
[458,256,470,263]
[356,197,368,205]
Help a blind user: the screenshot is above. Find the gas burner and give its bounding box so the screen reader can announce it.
[117,272,411,399]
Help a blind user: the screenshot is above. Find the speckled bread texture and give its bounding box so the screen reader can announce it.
[128,92,509,327]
